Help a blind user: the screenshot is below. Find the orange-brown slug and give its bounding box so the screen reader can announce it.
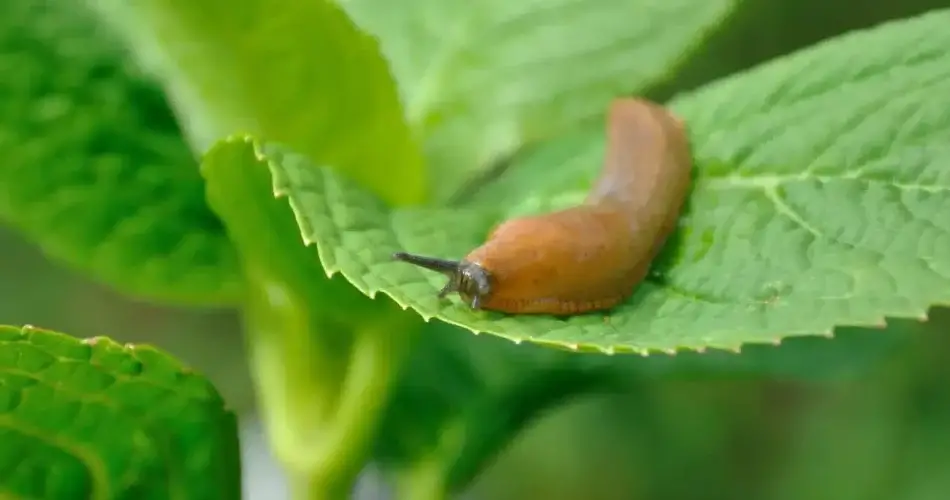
[393,98,692,315]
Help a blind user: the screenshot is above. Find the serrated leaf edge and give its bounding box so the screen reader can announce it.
[206,134,937,358]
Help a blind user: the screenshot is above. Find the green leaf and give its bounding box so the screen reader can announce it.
[625,325,907,380]
[341,0,738,200]
[266,9,950,353]
[372,320,909,496]
[88,0,427,207]
[0,324,241,499]
[0,0,241,305]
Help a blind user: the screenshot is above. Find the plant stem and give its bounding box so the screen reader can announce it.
[244,271,414,500]
[393,458,450,500]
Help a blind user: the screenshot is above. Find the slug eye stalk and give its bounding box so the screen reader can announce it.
[392,252,492,309]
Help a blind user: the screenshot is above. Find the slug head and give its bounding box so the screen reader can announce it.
[392,252,492,309]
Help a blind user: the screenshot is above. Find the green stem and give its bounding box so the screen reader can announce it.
[244,272,412,500]
[393,459,450,500]
[287,472,351,500]
[305,323,402,497]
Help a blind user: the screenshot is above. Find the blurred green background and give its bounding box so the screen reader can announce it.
[2,0,949,499]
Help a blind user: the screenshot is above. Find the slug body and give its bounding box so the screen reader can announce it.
[394,98,692,315]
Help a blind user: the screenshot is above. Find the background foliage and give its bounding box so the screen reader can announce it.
[1,0,949,499]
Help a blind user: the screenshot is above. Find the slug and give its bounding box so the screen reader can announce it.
[393,98,692,315]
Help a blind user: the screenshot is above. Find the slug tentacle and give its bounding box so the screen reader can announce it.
[392,252,458,274]
[393,252,493,310]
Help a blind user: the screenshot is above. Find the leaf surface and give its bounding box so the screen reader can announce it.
[0,325,240,499]
[0,0,240,305]
[265,9,950,352]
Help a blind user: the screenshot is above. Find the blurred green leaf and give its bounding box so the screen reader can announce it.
[373,322,903,496]
[373,317,909,494]
[625,325,907,381]
[89,0,427,207]
[374,322,622,495]
[0,0,240,305]
[763,319,950,500]
[342,0,739,201]
[0,324,240,499]
[267,9,950,352]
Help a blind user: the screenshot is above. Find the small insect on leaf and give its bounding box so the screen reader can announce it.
[394,98,693,316]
